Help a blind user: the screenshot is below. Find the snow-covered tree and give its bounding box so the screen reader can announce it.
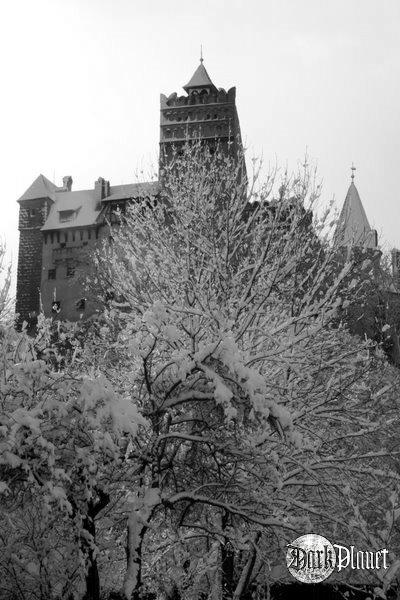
[91,142,400,599]
[0,255,142,599]
[2,145,399,600]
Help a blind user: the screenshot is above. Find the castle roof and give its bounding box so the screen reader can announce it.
[102,181,159,202]
[42,189,101,231]
[18,174,59,202]
[334,180,377,249]
[183,61,217,93]
[41,181,159,231]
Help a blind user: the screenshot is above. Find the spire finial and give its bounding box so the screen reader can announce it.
[351,163,356,182]
[200,45,203,63]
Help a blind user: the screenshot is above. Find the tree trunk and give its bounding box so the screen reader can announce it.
[221,511,235,600]
[123,511,147,600]
[82,506,100,600]
[122,488,159,600]
[82,489,110,600]
[232,533,261,600]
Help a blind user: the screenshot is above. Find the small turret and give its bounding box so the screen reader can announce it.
[183,57,218,95]
[16,174,57,327]
[334,165,378,250]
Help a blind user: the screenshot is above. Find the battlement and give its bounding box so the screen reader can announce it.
[160,87,236,110]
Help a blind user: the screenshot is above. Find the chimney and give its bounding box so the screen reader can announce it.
[94,177,110,204]
[392,249,400,289]
[62,176,73,192]
[370,229,378,248]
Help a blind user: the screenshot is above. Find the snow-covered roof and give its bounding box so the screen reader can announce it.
[102,181,159,202]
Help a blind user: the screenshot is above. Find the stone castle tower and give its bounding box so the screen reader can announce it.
[15,60,243,327]
[159,58,244,170]
[16,175,58,322]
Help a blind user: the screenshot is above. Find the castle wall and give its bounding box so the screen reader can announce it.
[41,225,103,321]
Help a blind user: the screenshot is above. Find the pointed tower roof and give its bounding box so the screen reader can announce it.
[334,167,377,249]
[18,174,58,203]
[183,59,217,94]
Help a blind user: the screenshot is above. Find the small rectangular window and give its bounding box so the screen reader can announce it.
[66,263,75,278]
[59,210,75,223]
[76,298,86,311]
[48,269,56,280]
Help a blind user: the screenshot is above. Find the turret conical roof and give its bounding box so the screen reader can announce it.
[18,174,58,202]
[183,61,217,93]
[334,180,377,249]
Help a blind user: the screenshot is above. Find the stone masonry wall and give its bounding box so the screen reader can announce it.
[16,228,44,323]
[15,198,49,325]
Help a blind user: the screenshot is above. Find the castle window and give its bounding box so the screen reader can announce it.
[59,210,75,223]
[80,230,83,241]
[44,234,48,244]
[56,232,60,243]
[48,268,56,280]
[52,301,61,314]
[66,263,75,278]
[76,298,86,311]
[72,231,75,242]
[50,232,54,244]
[60,242,66,249]
[28,208,37,218]
[88,230,91,240]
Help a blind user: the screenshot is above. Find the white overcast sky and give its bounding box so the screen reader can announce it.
[1,0,400,286]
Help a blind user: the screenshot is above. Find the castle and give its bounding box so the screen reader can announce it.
[15,59,400,354]
[16,59,244,325]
